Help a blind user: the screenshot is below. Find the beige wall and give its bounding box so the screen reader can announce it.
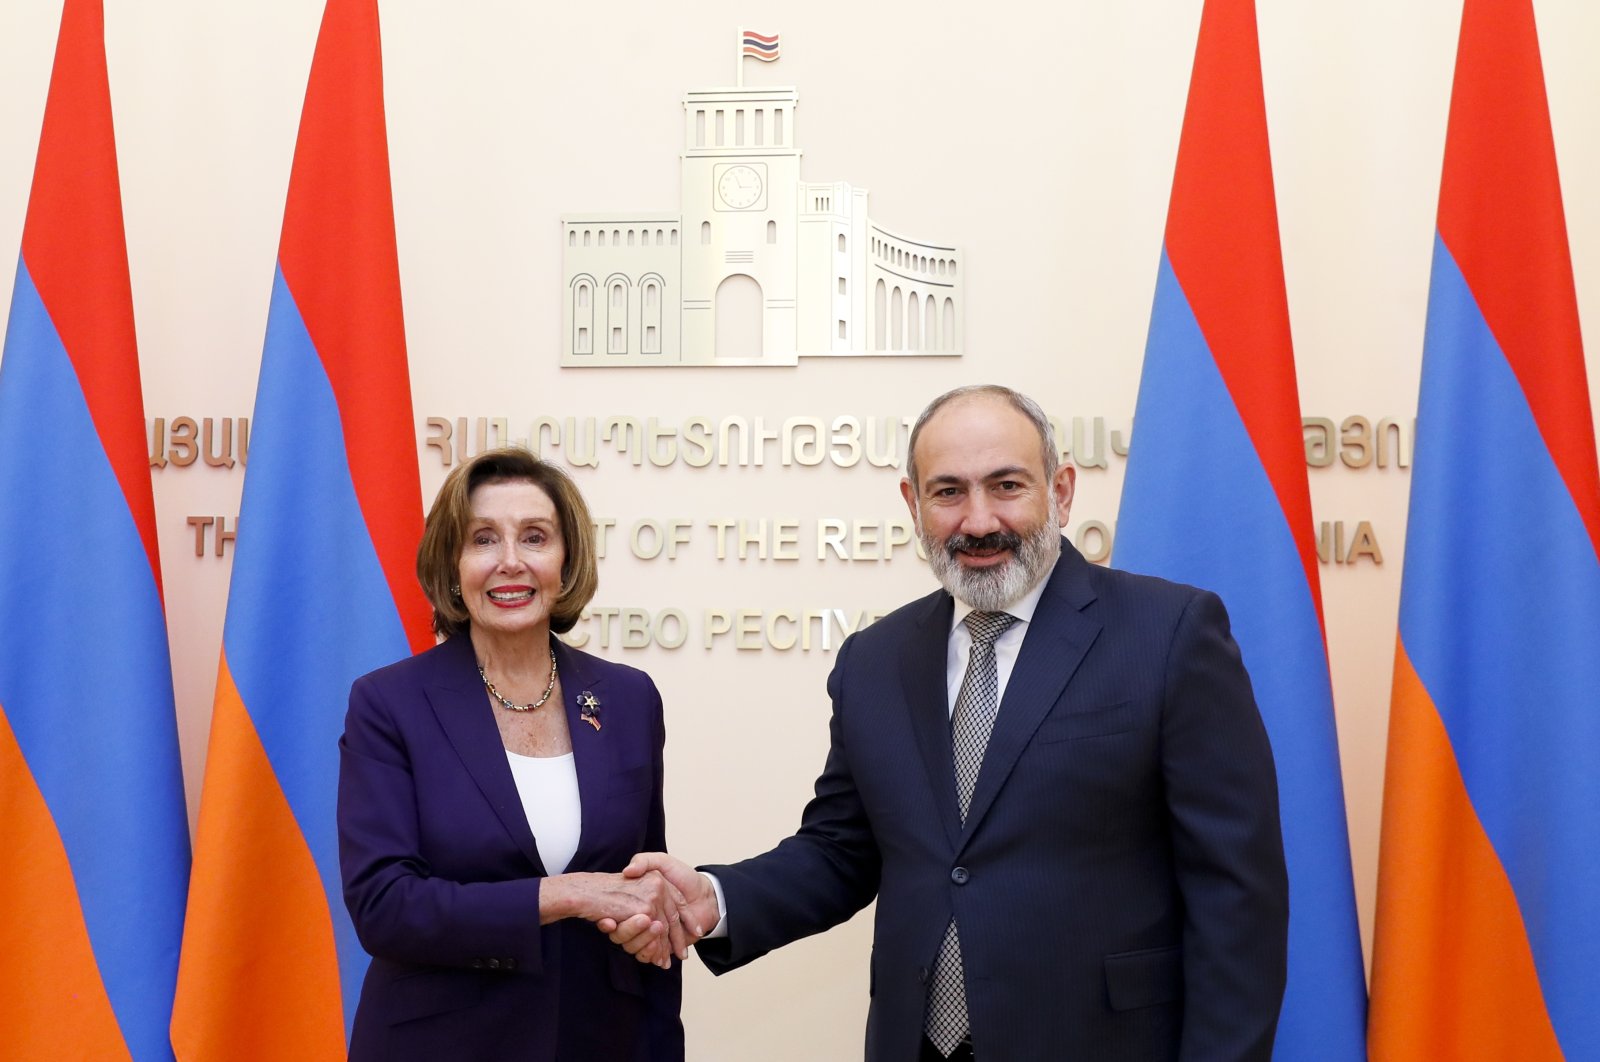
[2,1,1598,1057]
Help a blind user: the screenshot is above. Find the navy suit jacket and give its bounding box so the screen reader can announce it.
[338,633,682,1062]
[698,545,1288,1061]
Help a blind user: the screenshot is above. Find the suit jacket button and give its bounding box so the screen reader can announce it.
[486,958,501,970]
[470,958,485,969]
[950,866,970,885]
[919,967,931,984]
[503,957,518,971]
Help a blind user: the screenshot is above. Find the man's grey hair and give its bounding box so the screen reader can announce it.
[904,384,1059,490]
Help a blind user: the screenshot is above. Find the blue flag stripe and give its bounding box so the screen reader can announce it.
[0,258,189,1062]
[1399,235,1600,1059]
[1115,250,1367,1059]
[222,265,412,1031]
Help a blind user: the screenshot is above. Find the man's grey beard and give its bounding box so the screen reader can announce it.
[922,507,1062,612]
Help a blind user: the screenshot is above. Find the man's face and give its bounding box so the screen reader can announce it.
[900,395,1076,611]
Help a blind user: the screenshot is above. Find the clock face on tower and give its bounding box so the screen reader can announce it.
[716,163,765,210]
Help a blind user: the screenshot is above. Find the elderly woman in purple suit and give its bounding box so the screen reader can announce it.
[338,447,688,1061]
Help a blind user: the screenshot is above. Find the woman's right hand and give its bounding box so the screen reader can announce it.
[542,870,690,968]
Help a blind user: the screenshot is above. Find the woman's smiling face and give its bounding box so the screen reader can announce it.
[457,478,566,642]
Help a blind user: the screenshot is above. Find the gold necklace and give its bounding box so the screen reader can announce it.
[478,648,558,712]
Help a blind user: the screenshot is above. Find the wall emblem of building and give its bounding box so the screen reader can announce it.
[561,77,964,367]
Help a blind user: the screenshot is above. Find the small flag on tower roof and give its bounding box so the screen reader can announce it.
[742,30,780,61]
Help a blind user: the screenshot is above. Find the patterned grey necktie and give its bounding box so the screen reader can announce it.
[925,609,1018,1056]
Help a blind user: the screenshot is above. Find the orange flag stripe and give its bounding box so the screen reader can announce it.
[170,656,346,1061]
[1368,643,1562,1060]
[0,704,130,1061]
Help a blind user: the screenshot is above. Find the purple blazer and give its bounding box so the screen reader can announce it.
[338,633,683,1061]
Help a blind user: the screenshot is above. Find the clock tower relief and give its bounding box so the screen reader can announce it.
[559,58,962,367]
[680,88,801,365]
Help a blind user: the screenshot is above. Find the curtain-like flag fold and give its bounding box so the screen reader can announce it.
[1114,2,1367,1058]
[1369,2,1600,1058]
[171,1,432,1056]
[0,2,190,1059]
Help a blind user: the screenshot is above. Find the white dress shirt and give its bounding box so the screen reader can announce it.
[944,573,1050,717]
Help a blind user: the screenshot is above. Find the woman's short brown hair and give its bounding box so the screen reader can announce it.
[416,447,599,637]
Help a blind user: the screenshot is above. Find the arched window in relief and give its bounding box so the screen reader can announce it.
[767,220,776,244]
[572,277,595,354]
[949,259,958,278]
[583,230,591,247]
[641,278,662,354]
[838,233,846,253]
[907,292,921,349]
[701,221,711,244]
[656,229,664,245]
[670,228,679,245]
[890,286,903,349]
[874,279,887,351]
[568,230,576,247]
[627,230,636,246]
[607,279,628,354]
[943,298,956,350]
[924,293,937,350]
[597,230,606,247]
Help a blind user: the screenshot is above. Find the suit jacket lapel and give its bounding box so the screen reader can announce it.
[424,634,544,872]
[554,638,610,869]
[959,547,1102,849]
[901,590,963,850]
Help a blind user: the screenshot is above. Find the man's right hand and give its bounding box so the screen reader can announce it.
[599,853,720,963]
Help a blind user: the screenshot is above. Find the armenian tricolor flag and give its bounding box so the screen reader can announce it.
[1368,1,1600,1059]
[0,1,190,1058]
[170,0,433,1057]
[742,30,780,62]
[1114,1,1367,1058]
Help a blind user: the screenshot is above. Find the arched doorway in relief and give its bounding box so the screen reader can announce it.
[714,273,763,359]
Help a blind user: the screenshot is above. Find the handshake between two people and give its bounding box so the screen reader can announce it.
[562,853,717,970]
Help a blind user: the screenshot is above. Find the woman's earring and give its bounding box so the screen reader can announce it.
[450,584,461,598]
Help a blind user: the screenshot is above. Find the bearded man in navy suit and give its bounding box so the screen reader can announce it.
[609,384,1289,1061]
